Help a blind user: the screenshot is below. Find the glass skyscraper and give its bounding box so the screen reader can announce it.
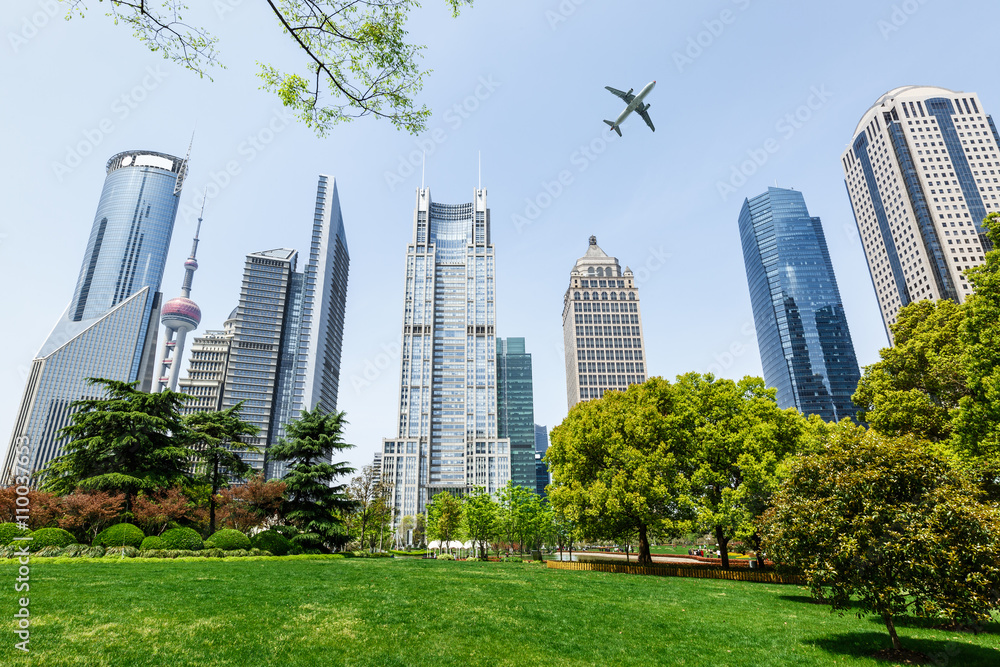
[497,338,536,490]
[842,86,1000,338]
[3,150,187,481]
[381,187,511,520]
[186,176,350,479]
[739,187,861,422]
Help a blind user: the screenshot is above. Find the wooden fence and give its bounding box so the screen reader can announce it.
[546,559,806,585]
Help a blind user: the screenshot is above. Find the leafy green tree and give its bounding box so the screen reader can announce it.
[548,378,693,566]
[65,0,473,135]
[413,513,426,547]
[760,423,1000,653]
[426,491,463,553]
[269,407,355,551]
[463,486,498,559]
[954,212,1000,497]
[853,298,968,442]
[673,373,804,569]
[185,404,259,534]
[40,379,193,513]
[347,463,387,551]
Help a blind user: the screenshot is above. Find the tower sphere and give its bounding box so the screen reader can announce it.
[161,296,201,332]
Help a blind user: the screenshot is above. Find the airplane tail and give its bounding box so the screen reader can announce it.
[604,120,622,137]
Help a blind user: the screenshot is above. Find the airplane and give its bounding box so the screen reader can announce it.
[604,81,656,136]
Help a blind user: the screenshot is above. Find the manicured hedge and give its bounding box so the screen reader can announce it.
[94,523,145,549]
[29,527,76,551]
[251,530,294,556]
[106,546,140,558]
[0,522,29,546]
[140,536,166,551]
[160,527,204,551]
[205,529,250,551]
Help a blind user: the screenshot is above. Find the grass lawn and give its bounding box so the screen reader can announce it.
[1,556,998,666]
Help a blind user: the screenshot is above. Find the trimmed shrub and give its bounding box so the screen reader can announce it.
[82,546,106,558]
[106,546,140,558]
[93,523,145,549]
[437,553,455,561]
[160,527,204,551]
[501,556,523,563]
[139,549,166,559]
[250,530,294,556]
[62,544,88,558]
[0,545,14,558]
[224,549,251,558]
[37,545,65,557]
[29,527,76,551]
[140,536,166,551]
[249,548,272,557]
[201,548,225,558]
[0,522,30,546]
[205,529,251,551]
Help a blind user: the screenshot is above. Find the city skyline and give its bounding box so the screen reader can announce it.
[3,1,999,474]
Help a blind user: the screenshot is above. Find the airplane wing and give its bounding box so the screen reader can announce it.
[605,86,635,104]
[637,107,655,132]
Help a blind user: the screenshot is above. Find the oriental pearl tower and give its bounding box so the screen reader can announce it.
[156,202,204,392]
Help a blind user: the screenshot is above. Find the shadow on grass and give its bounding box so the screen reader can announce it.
[867,614,1000,635]
[778,594,863,611]
[810,631,1000,666]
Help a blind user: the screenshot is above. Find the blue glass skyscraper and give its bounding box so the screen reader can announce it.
[3,150,187,480]
[497,338,536,489]
[739,187,861,422]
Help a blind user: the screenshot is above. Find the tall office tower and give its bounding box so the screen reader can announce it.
[3,150,187,481]
[497,337,536,489]
[739,187,862,422]
[177,313,236,416]
[561,236,648,410]
[534,424,549,497]
[156,205,205,392]
[183,176,350,478]
[534,424,548,455]
[221,249,300,475]
[381,187,511,520]
[372,452,383,485]
[842,86,1000,338]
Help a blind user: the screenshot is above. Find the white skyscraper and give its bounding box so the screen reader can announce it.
[381,187,511,520]
[562,236,648,411]
[842,86,1000,338]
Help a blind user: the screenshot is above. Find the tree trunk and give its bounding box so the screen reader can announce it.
[882,612,902,651]
[752,532,765,569]
[715,525,730,569]
[210,459,219,535]
[637,524,652,565]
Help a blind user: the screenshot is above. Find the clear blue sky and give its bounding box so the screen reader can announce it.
[1,0,996,472]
